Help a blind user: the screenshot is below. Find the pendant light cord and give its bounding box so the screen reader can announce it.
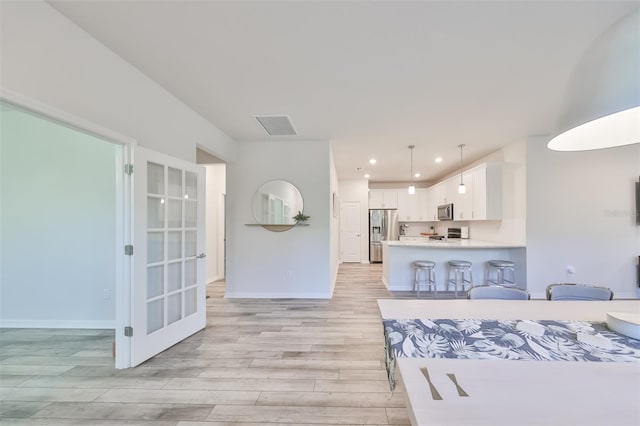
[458,144,465,184]
[410,145,414,183]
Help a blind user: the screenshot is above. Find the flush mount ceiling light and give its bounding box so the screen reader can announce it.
[548,10,639,151]
[255,115,297,136]
[369,158,377,164]
[435,157,443,163]
[457,144,466,194]
[408,145,416,195]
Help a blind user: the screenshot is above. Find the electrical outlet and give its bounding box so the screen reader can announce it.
[566,265,576,275]
[103,288,111,300]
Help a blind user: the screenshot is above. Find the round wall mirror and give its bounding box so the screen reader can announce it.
[252,180,304,225]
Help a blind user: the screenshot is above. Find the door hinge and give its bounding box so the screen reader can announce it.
[124,245,133,256]
[124,326,133,337]
[124,164,133,175]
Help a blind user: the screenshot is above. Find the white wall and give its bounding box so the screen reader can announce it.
[205,164,226,283]
[1,107,117,327]
[0,1,236,163]
[225,140,333,298]
[526,138,640,299]
[338,179,370,263]
[0,1,239,332]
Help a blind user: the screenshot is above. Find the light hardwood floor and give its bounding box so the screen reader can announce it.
[0,263,413,425]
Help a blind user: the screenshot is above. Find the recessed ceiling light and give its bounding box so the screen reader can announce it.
[369,158,377,165]
[364,173,370,179]
[414,173,421,178]
[435,157,443,163]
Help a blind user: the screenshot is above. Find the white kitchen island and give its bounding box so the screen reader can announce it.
[382,239,526,292]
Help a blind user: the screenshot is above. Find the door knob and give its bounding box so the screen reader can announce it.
[196,253,206,259]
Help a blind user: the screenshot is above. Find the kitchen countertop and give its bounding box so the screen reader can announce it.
[384,239,525,248]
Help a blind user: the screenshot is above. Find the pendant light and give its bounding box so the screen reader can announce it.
[408,145,416,195]
[548,10,639,151]
[457,144,466,194]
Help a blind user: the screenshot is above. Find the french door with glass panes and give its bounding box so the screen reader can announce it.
[131,146,206,367]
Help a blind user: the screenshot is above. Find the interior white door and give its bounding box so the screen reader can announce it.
[131,146,206,367]
[341,201,361,263]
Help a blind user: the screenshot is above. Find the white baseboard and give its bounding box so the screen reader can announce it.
[382,277,413,292]
[0,319,115,329]
[225,291,331,299]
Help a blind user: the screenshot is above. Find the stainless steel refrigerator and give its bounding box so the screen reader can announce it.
[369,209,399,263]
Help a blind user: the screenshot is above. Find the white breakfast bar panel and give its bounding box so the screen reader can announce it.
[382,240,526,292]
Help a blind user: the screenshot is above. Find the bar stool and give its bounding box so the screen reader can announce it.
[412,261,437,298]
[484,260,516,286]
[447,260,473,297]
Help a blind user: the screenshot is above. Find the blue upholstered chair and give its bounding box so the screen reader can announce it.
[546,283,614,301]
[467,285,530,300]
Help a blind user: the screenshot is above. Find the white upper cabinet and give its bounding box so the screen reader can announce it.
[417,189,429,221]
[442,177,460,207]
[423,162,502,222]
[469,163,502,220]
[426,184,442,221]
[368,162,501,222]
[396,190,412,221]
[457,171,474,220]
[369,189,398,209]
[397,189,428,221]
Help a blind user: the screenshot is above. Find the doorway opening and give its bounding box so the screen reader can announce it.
[0,100,122,357]
[196,147,226,285]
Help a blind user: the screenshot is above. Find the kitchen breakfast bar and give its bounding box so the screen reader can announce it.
[382,240,526,292]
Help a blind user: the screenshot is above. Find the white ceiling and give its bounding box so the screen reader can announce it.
[49,1,638,182]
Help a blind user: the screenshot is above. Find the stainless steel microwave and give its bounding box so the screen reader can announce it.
[437,203,454,221]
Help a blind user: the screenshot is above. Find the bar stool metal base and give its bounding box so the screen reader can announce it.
[484,260,516,286]
[447,260,473,298]
[412,261,437,298]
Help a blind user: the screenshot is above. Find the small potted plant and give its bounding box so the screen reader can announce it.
[293,211,310,224]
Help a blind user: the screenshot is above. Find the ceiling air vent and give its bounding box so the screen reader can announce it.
[255,115,297,136]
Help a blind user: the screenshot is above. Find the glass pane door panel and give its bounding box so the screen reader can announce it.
[168,167,182,198]
[167,262,182,292]
[185,171,197,200]
[167,293,182,325]
[185,288,197,316]
[168,199,182,228]
[167,231,182,260]
[147,265,164,299]
[147,162,164,195]
[147,299,164,334]
[185,259,196,287]
[147,197,165,228]
[147,232,164,263]
[185,231,196,257]
[185,201,197,228]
